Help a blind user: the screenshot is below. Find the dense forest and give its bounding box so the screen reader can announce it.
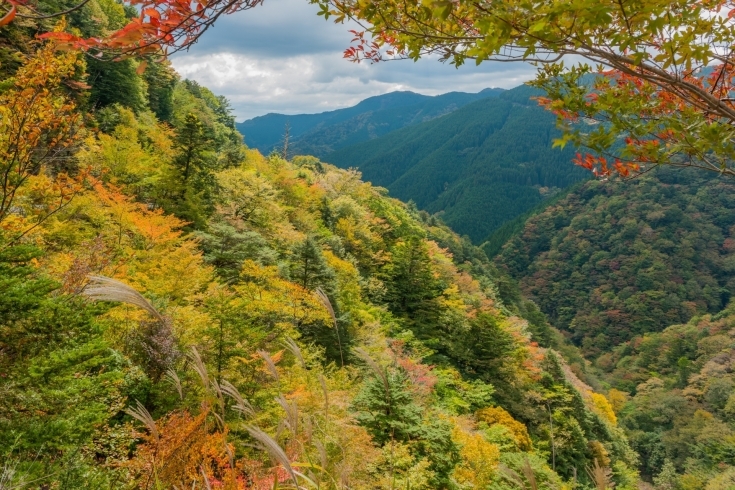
[236,89,504,157]
[324,86,590,242]
[494,170,735,488]
[4,0,735,487]
[0,8,640,490]
[598,305,735,488]
[495,169,735,355]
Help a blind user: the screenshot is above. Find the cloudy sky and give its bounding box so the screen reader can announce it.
[171,0,537,122]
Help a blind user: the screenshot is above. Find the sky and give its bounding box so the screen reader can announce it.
[170,0,537,122]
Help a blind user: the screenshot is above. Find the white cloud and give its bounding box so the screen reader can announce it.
[171,0,537,120]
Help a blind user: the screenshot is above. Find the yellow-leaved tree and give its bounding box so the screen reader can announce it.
[0,32,86,245]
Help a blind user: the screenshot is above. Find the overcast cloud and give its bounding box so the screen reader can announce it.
[171,0,537,121]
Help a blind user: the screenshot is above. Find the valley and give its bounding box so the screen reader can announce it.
[2,1,735,489]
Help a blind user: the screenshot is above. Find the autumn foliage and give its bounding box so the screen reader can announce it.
[314,0,735,179]
[0,18,645,490]
[0,31,85,240]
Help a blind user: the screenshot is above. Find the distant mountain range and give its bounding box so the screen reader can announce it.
[323,85,589,241]
[237,84,588,242]
[236,88,504,157]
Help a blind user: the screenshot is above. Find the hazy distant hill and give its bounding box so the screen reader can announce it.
[324,85,589,242]
[236,88,504,156]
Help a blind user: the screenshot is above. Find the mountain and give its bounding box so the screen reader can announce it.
[324,85,590,242]
[236,88,504,156]
[1,23,641,488]
[493,168,735,355]
[10,8,735,489]
[489,169,735,487]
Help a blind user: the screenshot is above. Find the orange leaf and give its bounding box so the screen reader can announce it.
[136,60,148,74]
[142,7,160,19]
[0,3,16,27]
[37,31,76,41]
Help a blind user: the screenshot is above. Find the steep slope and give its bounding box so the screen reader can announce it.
[494,168,735,355]
[1,31,639,489]
[236,88,503,156]
[324,85,589,241]
[584,303,735,488]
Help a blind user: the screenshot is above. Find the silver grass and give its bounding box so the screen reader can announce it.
[213,411,225,430]
[339,463,350,489]
[282,337,305,369]
[210,380,225,416]
[521,458,538,490]
[220,380,254,416]
[164,369,183,400]
[587,460,614,490]
[276,394,299,435]
[188,347,209,388]
[498,465,525,489]
[257,350,280,382]
[315,288,336,326]
[304,416,313,445]
[200,466,212,490]
[313,439,328,470]
[224,442,235,469]
[82,275,164,322]
[125,400,159,441]
[354,348,389,394]
[318,374,329,417]
[275,419,286,442]
[246,426,299,488]
[498,457,538,490]
[315,288,344,366]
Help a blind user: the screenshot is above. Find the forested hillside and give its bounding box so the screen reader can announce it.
[236,88,504,157]
[324,85,589,242]
[493,169,735,487]
[598,305,735,488]
[0,13,639,490]
[495,169,735,356]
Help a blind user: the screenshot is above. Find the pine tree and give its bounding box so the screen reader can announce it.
[290,236,334,292]
[0,241,58,358]
[173,113,210,185]
[166,112,215,228]
[352,369,423,445]
[143,61,178,123]
[382,236,441,334]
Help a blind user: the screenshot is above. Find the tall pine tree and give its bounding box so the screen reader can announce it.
[290,236,334,292]
[166,112,214,229]
[382,236,441,335]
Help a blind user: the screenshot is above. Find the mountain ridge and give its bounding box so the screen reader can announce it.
[324,84,589,241]
[236,88,505,156]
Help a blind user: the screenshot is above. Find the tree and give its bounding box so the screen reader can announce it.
[352,368,423,446]
[87,57,147,112]
[0,38,85,241]
[14,0,266,58]
[290,236,335,292]
[173,113,210,185]
[0,241,57,357]
[382,236,441,333]
[315,0,735,178]
[166,112,214,227]
[143,60,179,123]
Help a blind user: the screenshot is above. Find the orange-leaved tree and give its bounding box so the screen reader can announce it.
[0,0,265,58]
